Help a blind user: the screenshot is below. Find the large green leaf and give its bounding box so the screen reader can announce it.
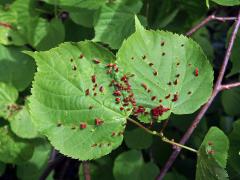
[0,82,18,119]
[210,0,240,6]
[116,17,213,122]
[0,125,34,164]
[17,139,52,180]
[196,127,229,180]
[221,87,240,116]
[113,150,159,180]
[228,120,240,176]
[0,45,35,91]
[28,41,132,160]
[93,2,143,49]
[9,103,38,139]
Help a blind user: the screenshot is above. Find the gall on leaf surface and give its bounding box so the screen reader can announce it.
[116,17,213,122]
[27,41,131,160]
[196,127,229,180]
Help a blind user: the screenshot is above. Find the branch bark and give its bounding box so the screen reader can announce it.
[83,161,91,180]
[186,14,237,36]
[157,9,240,180]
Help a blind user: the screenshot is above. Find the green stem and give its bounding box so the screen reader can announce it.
[127,118,198,154]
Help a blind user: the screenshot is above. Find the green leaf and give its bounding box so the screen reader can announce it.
[227,26,240,77]
[0,82,18,119]
[43,0,105,9]
[30,18,65,51]
[0,0,36,46]
[116,17,213,122]
[196,127,229,180]
[113,150,159,180]
[228,120,240,176]
[64,7,96,27]
[0,1,65,49]
[210,0,240,6]
[9,103,38,139]
[0,162,6,176]
[0,125,34,164]
[28,41,131,160]
[17,139,52,180]
[221,87,240,116]
[124,127,152,149]
[0,45,36,91]
[192,28,214,62]
[93,2,143,49]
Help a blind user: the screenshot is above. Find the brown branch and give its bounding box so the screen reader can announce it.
[83,161,91,180]
[186,14,237,36]
[221,82,240,90]
[157,9,240,180]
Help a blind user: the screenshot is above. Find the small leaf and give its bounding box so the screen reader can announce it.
[113,150,159,180]
[227,26,240,77]
[17,139,52,180]
[0,125,34,164]
[9,103,38,139]
[117,17,213,122]
[93,2,144,49]
[210,0,240,6]
[28,41,131,160]
[196,127,229,180]
[221,87,240,116]
[227,120,240,176]
[0,82,18,119]
[0,45,36,91]
[124,127,152,149]
[43,0,105,9]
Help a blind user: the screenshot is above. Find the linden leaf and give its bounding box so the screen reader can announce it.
[0,45,36,91]
[228,120,240,176]
[0,82,18,119]
[0,125,34,164]
[27,41,132,160]
[9,103,38,139]
[210,0,240,6]
[17,139,52,180]
[196,127,229,180]
[113,150,159,180]
[116,17,213,122]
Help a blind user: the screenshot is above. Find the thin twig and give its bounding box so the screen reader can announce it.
[160,119,169,134]
[127,118,197,153]
[39,149,60,180]
[186,14,237,36]
[221,82,240,90]
[83,161,91,180]
[157,10,240,180]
